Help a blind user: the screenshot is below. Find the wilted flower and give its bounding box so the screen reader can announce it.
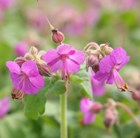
[14,41,28,57]
[94,48,130,91]
[80,98,102,124]
[6,61,45,101]
[90,69,105,96]
[43,44,85,80]
[0,97,10,118]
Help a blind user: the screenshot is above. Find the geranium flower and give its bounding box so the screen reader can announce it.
[43,44,85,79]
[94,48,130,91]
[80,98,102,124]
[6,61,44,100]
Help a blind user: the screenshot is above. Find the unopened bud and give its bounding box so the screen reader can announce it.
[29,46,38,55]
[38,50,46,59]
[15,57,27,66]
[100,43,113,55]
[104,107,118,128]
[38,63,52,76]
[51,29,64,44]
[131,90,140,101]
[24,53,34,60]
[91,102,103,113]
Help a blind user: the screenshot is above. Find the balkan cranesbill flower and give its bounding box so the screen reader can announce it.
[0,97,10,118]
[0,0,15,10]
[14,41,28,57]
[6,61,44,100]
[43,44,85,79]
[94,48,130,91]
[80,98,102,124]
[90,69,105,96]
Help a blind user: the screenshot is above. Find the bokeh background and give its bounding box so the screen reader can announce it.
[0,0,140,138]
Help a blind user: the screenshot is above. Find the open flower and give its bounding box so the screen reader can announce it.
[80,98,102,124]
[90,69,105,96]
[6,61,44,100]
[0,97,10,118]
[94,48,130,91]
[43,44,85,79]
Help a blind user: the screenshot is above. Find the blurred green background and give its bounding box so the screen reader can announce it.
[0,0,140,138]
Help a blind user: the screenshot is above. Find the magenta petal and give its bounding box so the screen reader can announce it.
[57,44,74,55]
[64,58,80,73]
[10,73,24,89]
[29,74,44,89]
[49,59,62,72]
[94,71,110,83]
[106,72,115,84]
[80,98,93,113]
[90,70,105,96]
[43,49,59,64]
[99,56,115,73]
[84,112,96,124]
[23,79,39,94]
[69,50,85,64]
[21,61,39,77]
[6,61,20,74]
[0,97,10,118]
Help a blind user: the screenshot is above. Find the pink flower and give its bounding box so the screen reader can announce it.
[94,48,130,91]
[6,61,44,95]
[80,98,102,124]
[43,44,85,79]
[14,41,28,57]
[90,69,105,96]
[0,97,10,118]
[0,0,15,10]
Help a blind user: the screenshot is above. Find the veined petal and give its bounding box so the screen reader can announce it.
[21,61,39,77]
[29,74,44,89]
[22,79,39,94]
[64,58,80,73]
[6,61,20,74]
[69,50,85,64]
[57,44,74,55]
[43,49,59,64]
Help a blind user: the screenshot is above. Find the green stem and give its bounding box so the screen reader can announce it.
[60,92,67,138]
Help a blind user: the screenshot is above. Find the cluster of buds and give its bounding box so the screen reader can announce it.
[84,42,113,72]
[15,46,51,77]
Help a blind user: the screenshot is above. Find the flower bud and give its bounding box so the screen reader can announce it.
[87,55,99,70]
[29,46,38,55]
[91,102,103,113]
[15,57,27,66]
[131,90,140,101]
[38,63,52,77]
[104,107,118,128]
[51,29,64,44]
[100,43,113,55]
[24,53,34,60]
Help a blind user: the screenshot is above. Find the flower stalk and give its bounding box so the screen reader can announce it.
[60,92,67,138]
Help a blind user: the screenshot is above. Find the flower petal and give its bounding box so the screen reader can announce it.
[69,50,85,64]
[6,61,20,74]
[43,49,59,64]
[23,79,39,94]
[21,61,39,77]
[57,44,74,55]
[80,98,94,113]
[83,112,96,124]
[29,74,44,89]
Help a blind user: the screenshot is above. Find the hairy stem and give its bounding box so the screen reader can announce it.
[116,102,140,127]
[60,92,67,138]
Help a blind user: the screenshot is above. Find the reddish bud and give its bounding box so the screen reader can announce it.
[91,102,103,113]
[15,57,27,66]
[38,63,52,77]
[51,29,64,44]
